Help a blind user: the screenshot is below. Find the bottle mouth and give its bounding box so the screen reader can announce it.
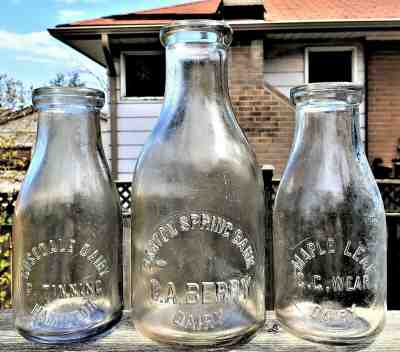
[32,87,105,109]
[160,20,233,48]
[291,82,364,106]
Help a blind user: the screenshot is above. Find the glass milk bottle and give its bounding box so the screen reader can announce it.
[13,87,123,344]
[131,20,266,348]
[274,83,387,344]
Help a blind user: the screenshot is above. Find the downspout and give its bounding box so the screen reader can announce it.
[364,38,369,159]
[101,33,118,180]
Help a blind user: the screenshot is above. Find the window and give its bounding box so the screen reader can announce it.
[121,51,165,98]
[305,47,357,83]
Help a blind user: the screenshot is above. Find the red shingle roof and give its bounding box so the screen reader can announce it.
[68,0,222,27]
[61,0,400,28]
[264,0,400,22]
[138,0,221,15]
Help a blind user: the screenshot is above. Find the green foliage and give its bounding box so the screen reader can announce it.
[49,71,86,88]
[0,136,29,188]
[0,136,26,309]
[0,227,12,310]
[0,216,12,310]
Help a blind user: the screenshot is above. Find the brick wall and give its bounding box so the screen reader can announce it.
[228,40,295,177]
[368,49,400,167]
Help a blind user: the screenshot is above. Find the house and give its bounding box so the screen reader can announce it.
[49,0,400,180]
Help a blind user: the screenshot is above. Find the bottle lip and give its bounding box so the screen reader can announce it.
[160,20,233,48]
[32,87,105,109]
[291,82,364,105]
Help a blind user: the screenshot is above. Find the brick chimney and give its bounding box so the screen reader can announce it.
[222,0,265,19]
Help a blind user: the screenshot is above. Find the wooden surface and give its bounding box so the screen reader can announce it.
[1,311,400,351]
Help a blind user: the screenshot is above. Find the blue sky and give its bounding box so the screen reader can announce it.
[0,0,191,91]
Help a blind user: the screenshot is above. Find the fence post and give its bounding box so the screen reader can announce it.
[121,210,132,313]
[262,165,275,310]
[114,181,133,313]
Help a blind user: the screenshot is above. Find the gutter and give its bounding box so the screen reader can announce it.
[49,19,400,36]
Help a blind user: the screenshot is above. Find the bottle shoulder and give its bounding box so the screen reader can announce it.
[137,118,257,172]
[275,165,385,218]
[135,137,261,187]
[15,158,119,217]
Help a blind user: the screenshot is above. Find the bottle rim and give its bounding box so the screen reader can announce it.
[32,87,105,109]
[290,82,364,105]
[160,20,233,48]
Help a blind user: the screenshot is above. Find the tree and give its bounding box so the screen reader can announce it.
[49,71,86,88]
[0,74,30,110]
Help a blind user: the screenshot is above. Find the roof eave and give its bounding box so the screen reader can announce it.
[48,19,400,68]
[49,19,400,36]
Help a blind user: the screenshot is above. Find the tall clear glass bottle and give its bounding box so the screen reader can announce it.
[13,88,123,344]
[274,83,387,344]
[131,20,266,348]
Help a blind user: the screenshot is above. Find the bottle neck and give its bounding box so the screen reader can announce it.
[293,101,363,160]
[34,107,101,160]
[163,44,229,110]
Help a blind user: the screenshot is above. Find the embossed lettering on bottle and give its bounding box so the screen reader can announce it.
[23,240,112,330]
[142,211,256,332]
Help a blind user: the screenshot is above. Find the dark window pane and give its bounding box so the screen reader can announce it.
[308,51,352,83]
[125,53,165,97]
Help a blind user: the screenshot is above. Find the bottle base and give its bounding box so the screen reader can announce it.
[134,320,264,349]
[16,310,123,345]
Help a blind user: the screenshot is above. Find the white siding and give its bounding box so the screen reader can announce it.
[264,41,366,142]
[104,59,163,180]
[117,117,158,131]
[117,102,162,117]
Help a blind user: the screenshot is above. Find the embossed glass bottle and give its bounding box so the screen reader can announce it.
[274,83,387,344]
[131,20,266,347]
[13,87,123,344]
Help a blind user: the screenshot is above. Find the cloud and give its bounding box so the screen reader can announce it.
[58,9,86,22]
[0,30,71,62]
[0,30,106,88]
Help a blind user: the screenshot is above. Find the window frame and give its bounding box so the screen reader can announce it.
[120,50,165,102]
[304,46,358,84]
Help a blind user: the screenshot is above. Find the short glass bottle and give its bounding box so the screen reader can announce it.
[13,87,123,344]
[131,20,266,348]
[274,83,387,344]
